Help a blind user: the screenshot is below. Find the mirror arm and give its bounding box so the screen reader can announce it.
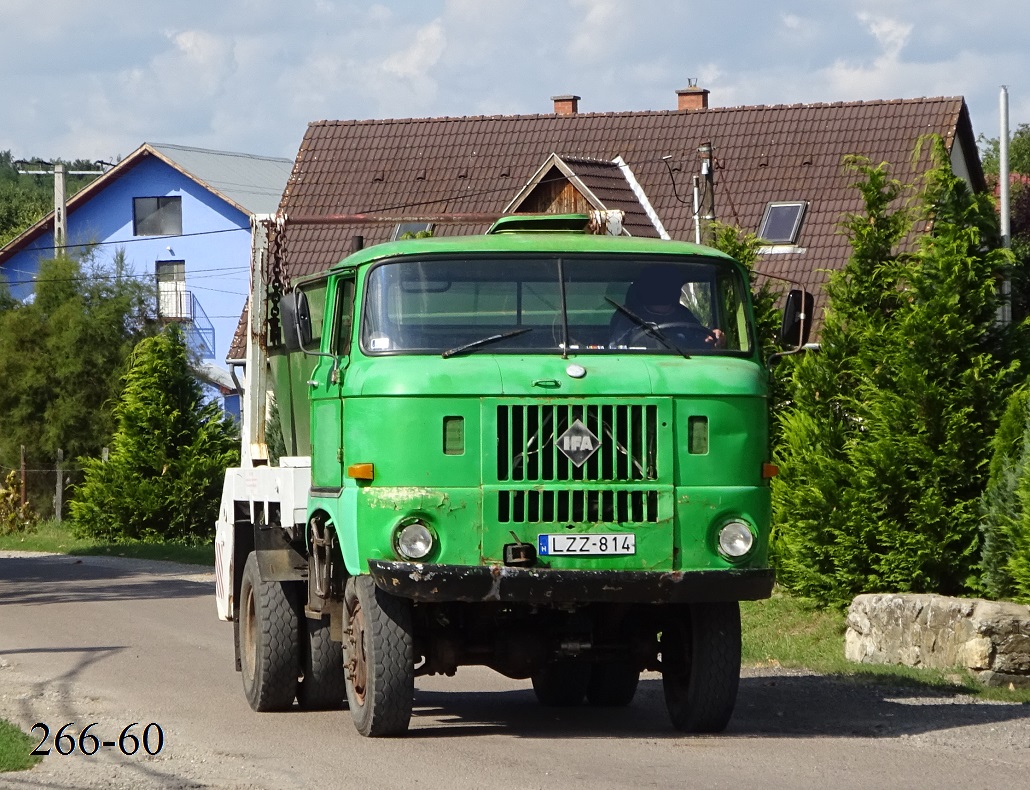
[292,286,342,370]
[752,272,813,366]
[769,300,811,365]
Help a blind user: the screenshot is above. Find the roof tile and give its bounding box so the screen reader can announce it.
[272,96,979,337]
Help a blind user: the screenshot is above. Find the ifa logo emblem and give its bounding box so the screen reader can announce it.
[555,419,600,467]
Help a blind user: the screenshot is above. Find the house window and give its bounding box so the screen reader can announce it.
[156,260,188,320]
[391,222,434,240]
[758,201,807,244]
[134,196,182,236]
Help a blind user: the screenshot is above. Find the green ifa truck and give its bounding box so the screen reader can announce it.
[214,213,809,737]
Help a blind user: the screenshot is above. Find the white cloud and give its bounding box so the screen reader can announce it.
[367,3,395,23]
[568,0,631,62]
[381,20,446,81]
[856,12,912,60]
[168,30,237,90]
[0,0,1028,162]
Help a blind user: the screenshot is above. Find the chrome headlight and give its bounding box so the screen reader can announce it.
[717,520,755,559]
[395,521,434,560]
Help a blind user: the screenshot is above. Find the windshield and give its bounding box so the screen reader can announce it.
[360,255,754,356]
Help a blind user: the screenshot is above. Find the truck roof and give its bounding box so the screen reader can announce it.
[328,227,738,274]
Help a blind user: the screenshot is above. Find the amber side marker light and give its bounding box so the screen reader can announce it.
[761,463,779,479]
[348,463,375,481]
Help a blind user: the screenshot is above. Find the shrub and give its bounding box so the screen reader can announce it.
[70,326,239,544]
[982,380,1030,601]
[773,139,1022,606]
[0,470,35,536]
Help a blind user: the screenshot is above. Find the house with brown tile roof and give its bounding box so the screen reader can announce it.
[227,88,984,361]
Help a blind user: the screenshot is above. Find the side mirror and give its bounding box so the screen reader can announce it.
[279,290,313,352]
[779,289,813,349]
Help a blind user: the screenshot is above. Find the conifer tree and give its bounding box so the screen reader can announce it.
[710,223,781,358]
[773,139,1021,606]
[981,382,1030,599]
[71,326,239,544]
[0,252,152,512]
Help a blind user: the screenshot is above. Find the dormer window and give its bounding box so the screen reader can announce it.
[758,201,807,244]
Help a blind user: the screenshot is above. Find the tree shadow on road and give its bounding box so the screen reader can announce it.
[409,672,1030,739]
[0,555,210,605]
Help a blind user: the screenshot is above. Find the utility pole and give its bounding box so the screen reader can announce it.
[14,160,107,252]
[53,163,67,247]
[55,449,64,523]
[697,141,716,245]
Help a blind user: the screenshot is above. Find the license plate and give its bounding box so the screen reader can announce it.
[537,533,636,556]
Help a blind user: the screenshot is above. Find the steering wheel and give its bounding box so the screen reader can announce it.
[611,321,714,349]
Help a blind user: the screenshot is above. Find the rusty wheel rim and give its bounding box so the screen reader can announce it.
[242,585,257,683]
[348,599,368,705]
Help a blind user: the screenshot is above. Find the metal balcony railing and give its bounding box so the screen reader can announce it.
[158,287,216,360]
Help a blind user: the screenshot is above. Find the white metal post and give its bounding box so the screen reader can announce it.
[243,215,272,467]
[1000,86,1011,249]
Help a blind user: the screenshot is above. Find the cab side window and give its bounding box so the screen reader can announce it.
[333,278,355,355]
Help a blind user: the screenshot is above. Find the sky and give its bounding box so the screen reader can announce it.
[2,0,1028,163]
[3,0,1028,365]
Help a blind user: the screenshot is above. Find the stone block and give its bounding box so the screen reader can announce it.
[845,593,1030,685]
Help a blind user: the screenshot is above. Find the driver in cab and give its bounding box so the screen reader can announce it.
[609,267,725,350]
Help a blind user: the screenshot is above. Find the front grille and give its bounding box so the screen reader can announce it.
[496,403,659,483]
[498,488,660,524]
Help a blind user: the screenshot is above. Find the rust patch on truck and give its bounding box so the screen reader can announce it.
[364,487,449,511]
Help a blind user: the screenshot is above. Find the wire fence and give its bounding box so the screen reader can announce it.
[0,451,94,521]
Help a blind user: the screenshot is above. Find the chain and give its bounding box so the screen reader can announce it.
[267,216,291,340]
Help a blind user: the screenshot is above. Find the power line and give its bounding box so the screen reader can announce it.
[191,284,247,296]
[14,226,247,255]
[1,264,249,288]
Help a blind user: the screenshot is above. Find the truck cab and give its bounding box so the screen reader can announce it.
[217,214,791,737]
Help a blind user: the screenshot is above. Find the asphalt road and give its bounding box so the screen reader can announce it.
[1,551,1029,790]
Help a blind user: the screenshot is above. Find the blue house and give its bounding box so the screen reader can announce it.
[0,143,292,404]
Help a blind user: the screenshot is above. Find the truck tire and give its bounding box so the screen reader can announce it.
[661,601,741,733]
[296,615,346,710]
[531,661,589,707]
[586,661,639,707]
[343,575,414,737]
[239,553,300,711]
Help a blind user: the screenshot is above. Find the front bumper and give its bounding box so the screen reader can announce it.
[367,560,774,604]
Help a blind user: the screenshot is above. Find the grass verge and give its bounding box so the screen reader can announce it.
[741,591,1030,703]
[0,519,213,566]
[0,719,41,773]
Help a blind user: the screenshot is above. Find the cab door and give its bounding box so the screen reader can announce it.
[308,275,354,491]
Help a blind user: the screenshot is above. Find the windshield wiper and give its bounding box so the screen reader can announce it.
[441,327,533,359]
[605,297,691,359]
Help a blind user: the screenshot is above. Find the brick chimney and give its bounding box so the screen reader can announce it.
[552,94,581,115]
[676,85,710,111]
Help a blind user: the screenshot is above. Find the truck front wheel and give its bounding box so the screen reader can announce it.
[343,576,414,736]
[239,553,300,711]
[660,601,741,733]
